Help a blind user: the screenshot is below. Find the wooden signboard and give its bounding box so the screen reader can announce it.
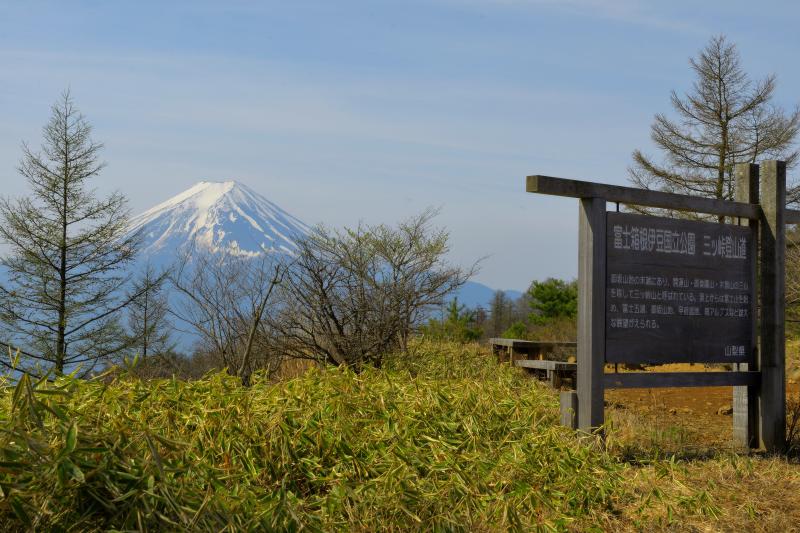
[605,212,755,364]
[526,161,789,452]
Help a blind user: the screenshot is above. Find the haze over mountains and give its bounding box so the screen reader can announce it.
[127,180,522,308]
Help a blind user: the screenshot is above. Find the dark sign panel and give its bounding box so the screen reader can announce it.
[605,212,755,364]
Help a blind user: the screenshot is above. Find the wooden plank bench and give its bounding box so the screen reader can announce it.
[514,359,577,389]
[489,338,577,363]
[489,338,578,389]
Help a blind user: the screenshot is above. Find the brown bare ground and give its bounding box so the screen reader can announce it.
[591,358,800,532]
[605,362,800,452]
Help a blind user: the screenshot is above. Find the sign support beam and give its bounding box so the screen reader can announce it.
[733,163,760,450]
[759,160,787,452]
[577,197,606,433]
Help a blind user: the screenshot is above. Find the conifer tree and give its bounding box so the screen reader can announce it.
[0,92,139,375]
[630,35,800,219]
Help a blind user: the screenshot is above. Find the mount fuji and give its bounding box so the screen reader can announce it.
[126,180,520,309]
[127,180,310,267]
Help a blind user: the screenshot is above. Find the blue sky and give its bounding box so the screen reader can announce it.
[2,1,800,291]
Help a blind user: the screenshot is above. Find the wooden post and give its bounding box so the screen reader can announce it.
[577,197,606,433]
[759,160,787,452]
[733,163,759,449]
[560,390,578,429]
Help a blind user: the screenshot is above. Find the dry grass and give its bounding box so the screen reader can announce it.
[605,455,800,532]
[272,356,318,381]
[788,389,800,454]
[602,378,800,532]
[606,408,706,459]
[788,339,800,384]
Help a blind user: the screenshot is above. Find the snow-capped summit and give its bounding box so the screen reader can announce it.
[127,180,310,264]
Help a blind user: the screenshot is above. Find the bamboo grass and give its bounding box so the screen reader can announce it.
[0,341,620,531]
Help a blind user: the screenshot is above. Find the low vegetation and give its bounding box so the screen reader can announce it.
[0,342,619,531]
[1,340,798,531]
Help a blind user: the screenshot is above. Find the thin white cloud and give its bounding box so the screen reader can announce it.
[0,48,626,162]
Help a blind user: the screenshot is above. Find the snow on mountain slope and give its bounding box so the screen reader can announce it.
[127,180,310,264]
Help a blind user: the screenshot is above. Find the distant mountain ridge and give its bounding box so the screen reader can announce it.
[452,282,523,310]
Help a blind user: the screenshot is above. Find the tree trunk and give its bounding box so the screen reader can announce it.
[142,286,149,358]
[56,131,69,374]
[236,273,280,385]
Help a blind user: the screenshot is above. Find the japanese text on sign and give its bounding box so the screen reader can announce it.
[612,224,748,259]
[605,212,755,365]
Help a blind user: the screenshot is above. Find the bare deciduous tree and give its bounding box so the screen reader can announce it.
[487,290,514,338]
[170,252,284,385]
[629,35,800,220]
[0,91,139,375]
[272,210,475,369]
[370,210,477,352]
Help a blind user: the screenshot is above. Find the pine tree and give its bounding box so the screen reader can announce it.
[629,35,800,219]
[527,278,577,325]
[0,92,139,375]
